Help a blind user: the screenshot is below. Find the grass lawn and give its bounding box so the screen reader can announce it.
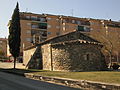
[32,71,120,84]
[1,68,120,84]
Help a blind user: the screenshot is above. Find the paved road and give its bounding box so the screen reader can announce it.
[0,72,80,90]
[0,62,25,69]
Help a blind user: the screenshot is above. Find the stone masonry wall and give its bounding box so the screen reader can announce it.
[51,43,106,71]
[41,44,52,70]
[24,46,42,69]
[23,47,36,66]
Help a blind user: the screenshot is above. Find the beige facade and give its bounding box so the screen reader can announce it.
[0,38,7,57]
[8,12,120,63]
[23,46,36,66]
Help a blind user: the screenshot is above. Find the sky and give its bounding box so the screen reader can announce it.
[0,0,120,38]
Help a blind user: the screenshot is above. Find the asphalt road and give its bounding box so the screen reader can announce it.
[0,72,80,90]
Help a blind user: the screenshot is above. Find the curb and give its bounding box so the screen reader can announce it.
[24,73,120,90]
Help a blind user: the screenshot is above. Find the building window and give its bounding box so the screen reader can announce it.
[40,17,46,22]
[47,17,52,20]
[84,54,90,60]
[63,19,66,23]
[78,26,90,32]
[72,20,75,23]
[26,30,31,34]
[48,25,51,28]
[56,18,59,21]
[90,28,93,30]
[26,38,31,42]
[27,23,31,26]
[47,32,52,35]
[31,25,38,29]
[77,21,81,25]
[78,26,84,31]
[56,32,60,36]
[90,22,94,25]
[0,41,2,43]
[39,23,47,29]
[56,26,60,29]
[31,16,37,20]
[84,27,90,32]
[26,16,30,19]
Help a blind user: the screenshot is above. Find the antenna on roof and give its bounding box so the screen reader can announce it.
[26,8,28,12]
[71,9,74,16]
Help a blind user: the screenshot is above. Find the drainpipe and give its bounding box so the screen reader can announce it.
[50,44,53,71]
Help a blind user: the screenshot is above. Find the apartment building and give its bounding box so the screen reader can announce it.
[0,38,7,57]
[19,12,91,48]
[8,12,120,63]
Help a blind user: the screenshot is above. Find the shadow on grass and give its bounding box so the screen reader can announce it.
[0,68,46,76]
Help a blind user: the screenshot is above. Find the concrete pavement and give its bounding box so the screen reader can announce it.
[0,72,80,90]
[0,62,25,69]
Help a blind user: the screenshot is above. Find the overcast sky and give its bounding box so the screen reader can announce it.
[0,0,120,38]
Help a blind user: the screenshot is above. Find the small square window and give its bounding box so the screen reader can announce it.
[0,41,2,43]
[26,38,31,42]
[56,19,59,21]
[48,25,51,28]
[47,32,52,35]
[26,16,30,19]
[31,16,37,20]
[56,26,60,29]
[47,17,52,20]
[72,20,75,23]
[26,30,31,34]
[27,23,31,26]
[56,32,60,36]
[77,21,81,24]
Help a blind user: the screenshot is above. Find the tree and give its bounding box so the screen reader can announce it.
[8,2,21,69]
[89,25,120,68]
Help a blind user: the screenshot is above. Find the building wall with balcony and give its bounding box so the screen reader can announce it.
[19,12,120,63]
[0,38,7,57]
[47,15,60,39]
[20,20,32,52]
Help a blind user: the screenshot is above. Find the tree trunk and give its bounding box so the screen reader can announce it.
[14,57,16,69]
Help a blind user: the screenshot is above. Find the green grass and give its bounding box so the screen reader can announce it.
[32,71,120,84]
[1,68,120,84]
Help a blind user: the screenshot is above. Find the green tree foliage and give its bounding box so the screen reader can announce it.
[8,2,21,69]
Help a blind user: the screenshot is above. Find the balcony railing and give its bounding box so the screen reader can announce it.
[107,24,120,28]
[20,16,47,22]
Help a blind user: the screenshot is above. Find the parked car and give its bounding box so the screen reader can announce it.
[4,59,13,62]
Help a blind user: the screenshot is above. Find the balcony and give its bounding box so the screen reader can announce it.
[78,26,90,32]
[20,16,47,22]
[38,23,47,29]
[31,30,47,36]
[31,23,47,30]
[107,24,120,28]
